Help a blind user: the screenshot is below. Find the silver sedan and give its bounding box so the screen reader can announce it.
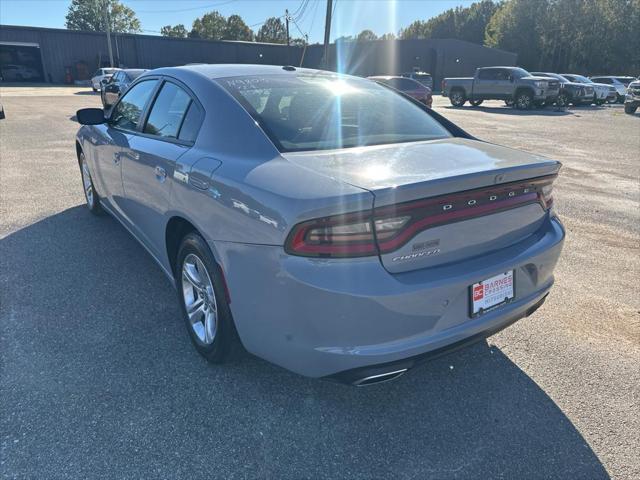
[75,65,565,385]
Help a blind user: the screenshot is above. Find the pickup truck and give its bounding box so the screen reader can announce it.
[442,67,561,109]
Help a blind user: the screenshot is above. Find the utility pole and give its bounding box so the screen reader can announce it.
[103,0,114,68]
[322,0,333,69]
[285,9,290,47]
[285,9,290,65]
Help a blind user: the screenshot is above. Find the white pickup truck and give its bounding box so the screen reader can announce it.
[442,67,561,109]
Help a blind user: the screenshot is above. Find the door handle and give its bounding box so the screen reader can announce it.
[155,166,167,183]
[113,152,120,164]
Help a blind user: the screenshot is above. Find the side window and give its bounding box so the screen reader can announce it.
[143,82,192,139]
[477,69,496,80]
[178,102,203,143]
[593,77,609,84]
[495,69,511,81]
[397,78,418,90]
[111,80,157,131]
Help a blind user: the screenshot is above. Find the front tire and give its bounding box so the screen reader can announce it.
[449,89,466,107]
[515,91,533,110]
[469,99,483,107]
[625,104,638,114]
[176,233,235,363]
[555,92,570,107]
[79,151,102,215]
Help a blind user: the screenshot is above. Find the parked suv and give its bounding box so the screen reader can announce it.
[624,79,640,114]
[400,71,433,90]
[590,76,635,103]
[561,74,614,104]
[530,72,594,106]
[442,67,560,109]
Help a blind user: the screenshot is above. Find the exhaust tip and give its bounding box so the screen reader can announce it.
[352,368,408,386]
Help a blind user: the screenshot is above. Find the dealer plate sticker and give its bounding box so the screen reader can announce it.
[471,271,514,316]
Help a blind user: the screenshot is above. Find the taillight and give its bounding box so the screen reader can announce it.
[285,175,557,258]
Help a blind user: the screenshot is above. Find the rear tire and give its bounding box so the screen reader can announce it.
[625,104,638,114]
[469,99,483,107]
[555,92,570,107]
[515,91,533,110]
[449,89,466,107]
[79,151,103,215]
[176,233,235,363]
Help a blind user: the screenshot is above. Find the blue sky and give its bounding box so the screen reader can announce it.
[0,0,474,43]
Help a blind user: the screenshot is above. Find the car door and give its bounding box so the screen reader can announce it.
[92,79,159,217]
[119,79,203,257]
[474,68,498,99]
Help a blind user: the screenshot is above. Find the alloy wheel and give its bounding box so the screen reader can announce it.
[81,155,94,209]
[516,93,531,109]
[181,253,218,345]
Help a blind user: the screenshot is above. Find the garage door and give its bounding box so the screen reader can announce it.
[0,42,45,83]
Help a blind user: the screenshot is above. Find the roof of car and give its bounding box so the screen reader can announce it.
[155,63,329,80]
[367,75,403,80]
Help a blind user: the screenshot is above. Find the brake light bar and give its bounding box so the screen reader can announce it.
[285,175,556,258]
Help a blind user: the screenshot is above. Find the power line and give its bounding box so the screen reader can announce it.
[135,0,237,14]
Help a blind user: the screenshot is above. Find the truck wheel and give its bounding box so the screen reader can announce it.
[449,90,466,107]
[515,91,533,110]
[624,104,638,114]
[555,92,570,107]
[469,100,483,107]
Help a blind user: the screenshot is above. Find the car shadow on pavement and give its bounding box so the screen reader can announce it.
[443,105,575,116]
[0,206,610,479]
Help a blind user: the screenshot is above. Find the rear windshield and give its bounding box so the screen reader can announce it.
[615,77,634,85]
[217,74,451,152]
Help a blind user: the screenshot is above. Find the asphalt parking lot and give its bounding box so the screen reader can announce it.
[1,86,638,479]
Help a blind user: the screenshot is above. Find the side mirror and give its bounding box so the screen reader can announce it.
[76,108,106,125]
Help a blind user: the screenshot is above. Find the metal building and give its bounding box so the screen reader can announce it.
[0,25,516,89]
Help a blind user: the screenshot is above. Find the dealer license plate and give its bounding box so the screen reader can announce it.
[470,271,515,317]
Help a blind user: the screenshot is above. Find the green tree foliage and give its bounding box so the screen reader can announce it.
[189,10,227,40]
[380,32,397,40]
[399,20,430,39]
[65,0,141,33]
[223,14,254,41]
[356,30,378,41]
[399,0,497,42]
[160,24,188,38]
[485,0,546,69]
[486,0,640,73]
[256,17,288,44]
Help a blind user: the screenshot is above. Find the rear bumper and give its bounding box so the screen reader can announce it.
[215,216,565,378]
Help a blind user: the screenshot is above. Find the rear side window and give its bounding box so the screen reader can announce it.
[111,80,157,131]
[177,102,203,143]
[387,78,418,91]
[593,77,610,84]
[478,69,497,80]
[144,82,191,139]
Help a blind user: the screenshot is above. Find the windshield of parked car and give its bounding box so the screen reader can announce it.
[615,77,634,86]
[511,68,532,79]
[218,74,451,152]
[566,74,591,84]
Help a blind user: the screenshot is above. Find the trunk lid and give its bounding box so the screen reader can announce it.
[283,138,560,273]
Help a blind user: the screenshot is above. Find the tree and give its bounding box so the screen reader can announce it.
[65,0,141,33]
[485,0,548,70]
[380,32,396,40]
[223,14,254,41]
[356,29,378,41]
[256,17,288,43]
[399,20,429,39]
[160,24,188,38]
[190,10,227,40]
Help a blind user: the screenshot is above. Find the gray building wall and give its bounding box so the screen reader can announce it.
[0,25,516,88]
